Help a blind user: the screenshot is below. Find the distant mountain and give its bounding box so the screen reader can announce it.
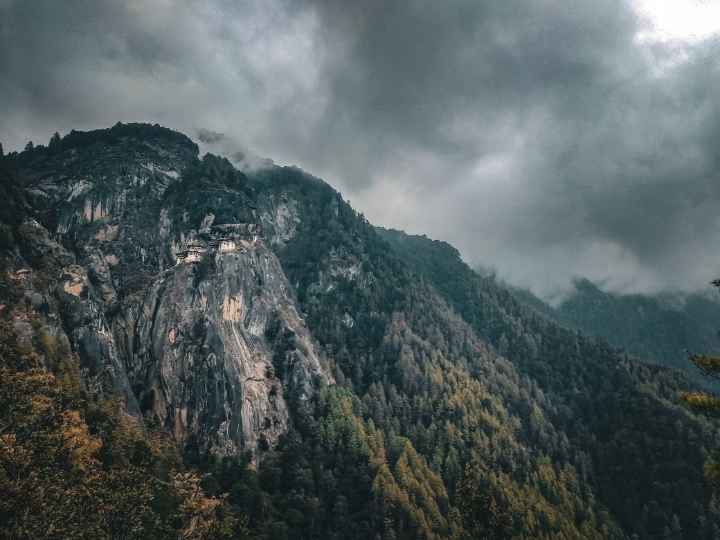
[510,278,720,389]
[1,124,719,539]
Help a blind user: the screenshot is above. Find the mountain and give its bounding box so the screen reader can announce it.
[1,124,719,540]
[510,278,720,389]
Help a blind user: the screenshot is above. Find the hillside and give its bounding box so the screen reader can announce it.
[508,278,720,390]
[0,125,718,539]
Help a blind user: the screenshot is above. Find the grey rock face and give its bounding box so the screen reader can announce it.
[129,221,325,456]
[9,125,329,459]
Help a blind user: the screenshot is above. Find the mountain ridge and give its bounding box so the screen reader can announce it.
[506,277,720,389]
[1,123,718,539]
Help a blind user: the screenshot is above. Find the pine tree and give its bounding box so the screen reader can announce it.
[49,131,61,150]
[670,514,683,540]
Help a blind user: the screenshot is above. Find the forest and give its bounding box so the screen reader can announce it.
[1,125,719,539]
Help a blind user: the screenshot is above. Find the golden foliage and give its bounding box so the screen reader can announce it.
[680,391,720,413]
[0,314,241,539]
[704,458,720,487]
[689,354,720,379]
[60,410,102,472]
[173,472,227,539]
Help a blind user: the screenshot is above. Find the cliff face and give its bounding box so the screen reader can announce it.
[5,124,327,459]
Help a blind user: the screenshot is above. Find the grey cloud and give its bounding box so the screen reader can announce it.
[0,0,322,156]
[2,0,720,297]
[301,0,720,296]
[197,129,225,144]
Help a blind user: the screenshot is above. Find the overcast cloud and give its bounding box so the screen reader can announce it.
[2,0,720,298]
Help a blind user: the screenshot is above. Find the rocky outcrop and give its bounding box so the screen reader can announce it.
[4,124,329,459]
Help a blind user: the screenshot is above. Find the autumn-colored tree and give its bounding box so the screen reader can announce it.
[681,279,720,484]
[0,315,244,540]
[456,461,514,540]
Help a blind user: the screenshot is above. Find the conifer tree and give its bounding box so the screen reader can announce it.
[49,131,61,150]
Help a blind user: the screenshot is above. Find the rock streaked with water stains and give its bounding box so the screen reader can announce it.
[7,123,330,461]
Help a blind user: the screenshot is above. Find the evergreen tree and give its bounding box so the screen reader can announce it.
[669,514,682,540]
[49,131,61,150]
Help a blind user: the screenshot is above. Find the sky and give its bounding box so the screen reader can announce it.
[2,0,720,299]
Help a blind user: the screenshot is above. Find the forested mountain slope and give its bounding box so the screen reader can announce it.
[379,228,720,539]
[0,124,718,539]
[509,278,720,389]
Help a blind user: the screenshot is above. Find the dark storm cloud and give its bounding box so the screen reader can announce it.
[2,0,719,296]
[0,0,323,154]
[300,0,720,296]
